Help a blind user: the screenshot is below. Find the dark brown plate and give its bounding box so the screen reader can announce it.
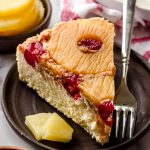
[2,46,150,150]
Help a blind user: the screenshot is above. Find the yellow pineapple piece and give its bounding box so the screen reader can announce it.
[0,0,44,36]
[42,113,74,143]
[25,113,51,140]
[25,113,74,143]
[0,0,35,17]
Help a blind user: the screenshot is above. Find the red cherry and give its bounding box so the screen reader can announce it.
[62,75,81,100]
[70,74,78,83]
[26,42,35,52]
[24,49,37,67]
[98,101,114,126]
[78,38,102,50]
[105,116,113,127]
[24,42,45,67]
[74,93,81,100]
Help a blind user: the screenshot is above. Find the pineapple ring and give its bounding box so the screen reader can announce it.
[0,0,35,17]
[47,18,115,74]
[0,0,44,36]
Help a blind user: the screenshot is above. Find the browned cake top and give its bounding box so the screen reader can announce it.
[46,18,115,75]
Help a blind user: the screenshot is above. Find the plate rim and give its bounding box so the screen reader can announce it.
[1,48,150,150]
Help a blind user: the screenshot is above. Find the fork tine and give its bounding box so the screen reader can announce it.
[122,109,129,138]
[129,109,136,138]
[115,108,121,138]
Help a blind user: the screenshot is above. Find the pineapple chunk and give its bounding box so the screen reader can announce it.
[0,0,44,36]
[25,113,74,143]
[42,113,74,143]
[0,0,35,17]
[25,113,51,140]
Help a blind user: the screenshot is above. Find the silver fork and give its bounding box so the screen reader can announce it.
[114,0,137,139]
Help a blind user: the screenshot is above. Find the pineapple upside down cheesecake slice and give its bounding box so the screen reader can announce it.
[16,17,116,144]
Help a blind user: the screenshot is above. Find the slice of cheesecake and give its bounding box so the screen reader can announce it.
[16,17,115,144]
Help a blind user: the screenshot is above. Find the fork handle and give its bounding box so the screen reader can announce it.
[122,0,136,82]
